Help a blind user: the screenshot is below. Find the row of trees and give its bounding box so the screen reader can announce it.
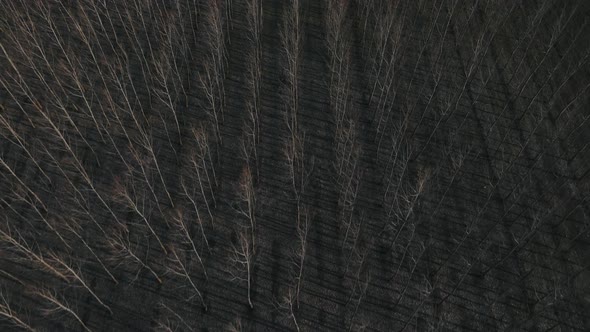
[366,1,586,330]
[0,0,588,330]
[0,1,229,330]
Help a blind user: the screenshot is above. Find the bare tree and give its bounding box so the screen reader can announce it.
[244,0,264,178]
[168,208,208,278]
[192,126,218,191]
[151,9,191,149]
[392,241,427,311]
[292,206,310,306]
[179,126,217,227]
[281,0,315,211]
[126,131,175,208]
[347,270,371,332]
[243,100,261,181]
[59,218,118,284]
[32,287,92,332]
[236,164,257,248]
[326,0,352,134]
[342,213,372,332]
[155,302,193,332]
[200,0,227,144]
[342,212,366,272]
[227,228,254,308]
[0,227,68,282]
[1,97,126,230]
[325,2,363,222]
[0,110,51,183]
[335,122,362,211]
[0,290,36,332]
[45,252,112,314]
[284,129,313,207]
[0,157,74,248]
[226,316,244,332]
[165,246,207,310]
[0,6,102,163]
[399,275,433,332]
[112,176,168,254]
[277,287,301,332]
[281,0,302,125]
[104,226,162,284]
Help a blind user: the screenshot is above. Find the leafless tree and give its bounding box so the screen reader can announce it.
[112,175,168,254]
[154,301,193,331]
[430,220,476,286]
[292,206,310,306]
[165,246,207,310]
[326,0,351,121]
[346,270,371,332]
[427,144,473,220]
[126,129,175,208]
[281,0,302,125]
[192,126,218,191]
[0,4,102,163]
[392,240,427,312]
[242,100,261,182]
[383,166,431,252]
[284,129,313,207]
[32,287,92,332]
[227,228,255,308]
[399,275,434,332]
[0,96,126,229]
[200,0,227,144]
[236,164,257,248]
[169,208,208,278]
[382,133,411,207]
[281,0,313,210]
[226,316,244,332]
[179,126,217,228]
[104,225,162,284]
[153,318,177,332]
[0,289,36,332]
[45,252,112,314]
[0,226,68,282]
[244,0,264,178]
[0,158,73,249]
[342,212,366,271]
[335,121,362,211]
[246,0,263,68]
[0,110,51,183]
[326,1,363,213]
[277,287,301,332]
[59,217,118,284]
[151,43,183,149]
